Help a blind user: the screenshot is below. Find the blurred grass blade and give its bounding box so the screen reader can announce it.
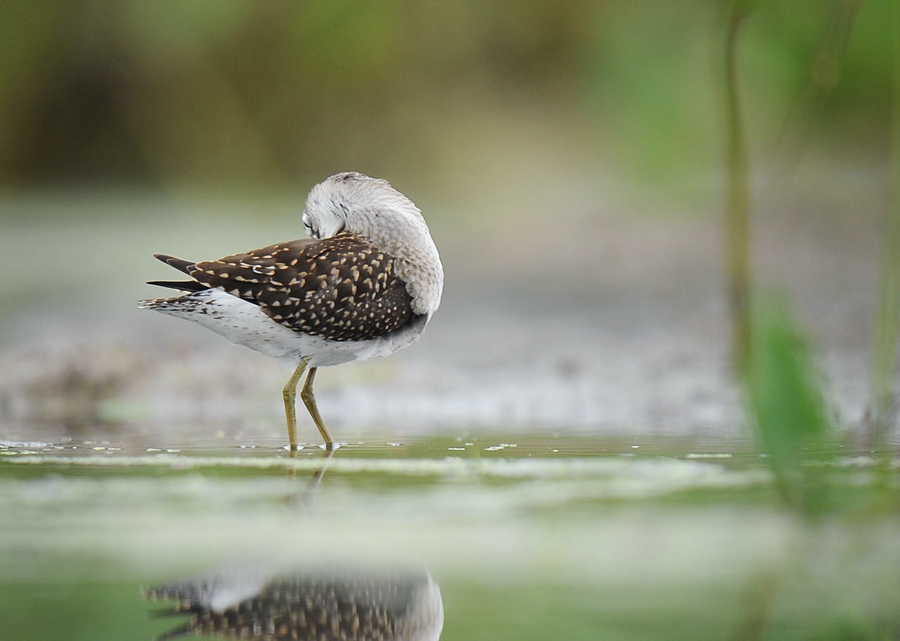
[746,296,832,513]
[775,0,862,172]
[723,2,753,373]
[868,0,900,445]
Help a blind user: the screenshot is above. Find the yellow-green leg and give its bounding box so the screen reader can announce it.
[300,367,335,450]
[282,359,308,452]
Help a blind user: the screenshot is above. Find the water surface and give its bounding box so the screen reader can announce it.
[3,434,899,640]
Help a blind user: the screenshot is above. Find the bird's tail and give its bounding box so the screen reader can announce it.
[153,254,195,275]
[146,280,207,292]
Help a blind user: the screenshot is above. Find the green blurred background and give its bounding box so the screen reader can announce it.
[0,0,891,438]
[3,5,900,640]
[0,0,892,436]
[0,0,890,198]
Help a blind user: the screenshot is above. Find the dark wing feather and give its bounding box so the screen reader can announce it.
[146,280,208,292]
[153,254,194,275]
[189,233,414,342]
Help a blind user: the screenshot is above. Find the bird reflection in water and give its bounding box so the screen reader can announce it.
[284,447,335,507]
[144,567,444,641]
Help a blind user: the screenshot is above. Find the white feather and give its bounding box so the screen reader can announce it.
[141,288,427,368]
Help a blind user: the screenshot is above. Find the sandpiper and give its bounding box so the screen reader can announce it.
[144,568,444,641]
[140,172,443,451]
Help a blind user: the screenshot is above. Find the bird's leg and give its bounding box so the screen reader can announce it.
[282,359,308,452]
[300,367,335,450]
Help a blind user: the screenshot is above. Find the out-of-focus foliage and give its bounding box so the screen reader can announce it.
[0,0,893,196]
[868,0,900,443]
[745,295,833,514]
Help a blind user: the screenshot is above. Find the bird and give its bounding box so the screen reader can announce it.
[139,172,443,451]
[143,567,444,641]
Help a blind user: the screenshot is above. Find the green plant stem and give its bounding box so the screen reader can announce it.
[724,5,752,374]
[869,0,900,444]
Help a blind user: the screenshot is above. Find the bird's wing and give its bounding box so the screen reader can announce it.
[189,233,414,342]
[147,254,204,291]
[153,254,195,275]
[146,279,208,292]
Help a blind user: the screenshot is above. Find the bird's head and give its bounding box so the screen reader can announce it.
[301,171,443,316]
[301,172,426,243]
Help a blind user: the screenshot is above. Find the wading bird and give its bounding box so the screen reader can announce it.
[140,172,443,451]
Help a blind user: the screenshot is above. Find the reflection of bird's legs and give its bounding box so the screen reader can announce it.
[284,447,335,508]
[305,447,335,496]
[300,367,335,450]
[282,359,309,452]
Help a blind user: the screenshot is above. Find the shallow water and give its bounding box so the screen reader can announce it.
[3,434,900,641]
[0,189,894,639]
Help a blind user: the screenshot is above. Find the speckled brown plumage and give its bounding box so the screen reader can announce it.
[141,172,444,450]
[160,232,415,342]
[144,571,442,641]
